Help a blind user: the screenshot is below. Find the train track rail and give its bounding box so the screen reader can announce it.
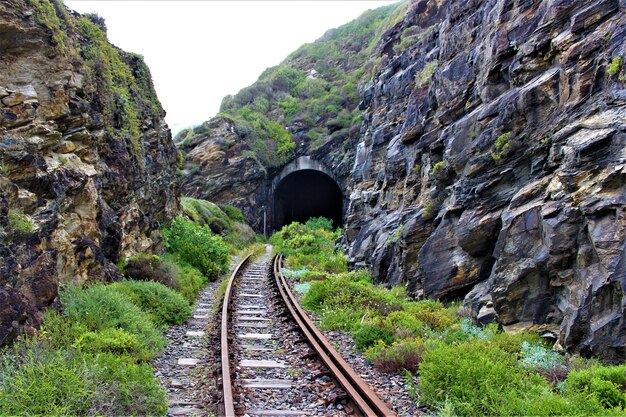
[219,247,396,417]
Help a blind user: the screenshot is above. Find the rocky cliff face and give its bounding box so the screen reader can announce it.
[181,0,625,361]
[0,0,179,344]
[347,0,625,361]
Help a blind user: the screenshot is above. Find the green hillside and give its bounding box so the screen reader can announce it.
[176,2,404,169]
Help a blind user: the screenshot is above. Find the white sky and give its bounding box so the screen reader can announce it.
[63,1,397,135]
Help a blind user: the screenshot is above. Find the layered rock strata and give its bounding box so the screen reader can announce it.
[0,0,179,344]
[347,0,625,361]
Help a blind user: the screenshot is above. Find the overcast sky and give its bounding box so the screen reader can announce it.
[63,1,397,135]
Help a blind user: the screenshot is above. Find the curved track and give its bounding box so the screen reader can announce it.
[220,248,396,417]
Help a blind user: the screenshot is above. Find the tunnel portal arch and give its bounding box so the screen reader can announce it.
[272,157,343,231]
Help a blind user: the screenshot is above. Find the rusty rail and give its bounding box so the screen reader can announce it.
[220,253,252,417]
[272,254,397,417]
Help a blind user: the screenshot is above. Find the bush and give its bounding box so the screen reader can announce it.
[436,319,498,344]
[383,311,427,337]
[270,219,345,272]
[165,255,207,302]
[608,57,624,76]
[353,324,394,351]
[403,300,458,330]
[74,328,149,361]
[419,339,544,416]
[319,308,369,332]
[39,310,88,350]
[163,215,230,279]
[365,338,424,373]
[518,340,565,371]
[7,208,33,234]
[221,205,245,222]
[565,365,626,409]
[0,343,95,416]
[90,353,167,416]
[61,285,166,357]
[123,254,178,289]
[305,216,334,231]
[108,280,192,326]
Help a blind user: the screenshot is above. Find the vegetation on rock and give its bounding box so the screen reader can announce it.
[274,218,626,417]
[77,15,162,166]
[178,3,400,169]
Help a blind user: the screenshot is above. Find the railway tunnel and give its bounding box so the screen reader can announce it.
[272,157,344,230]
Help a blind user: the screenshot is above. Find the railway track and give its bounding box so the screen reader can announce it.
[219,246,396,417]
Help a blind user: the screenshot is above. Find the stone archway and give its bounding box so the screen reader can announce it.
[271,157,343,230]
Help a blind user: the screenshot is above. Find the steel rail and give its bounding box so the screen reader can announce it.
[220,253,252,417]
[272,254,397,417]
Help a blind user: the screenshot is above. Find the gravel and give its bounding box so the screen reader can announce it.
[231,252,352,417]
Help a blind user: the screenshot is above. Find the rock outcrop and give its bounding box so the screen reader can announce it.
[0,0,179,344]
[182,0,625,361]
[347,0,625,362]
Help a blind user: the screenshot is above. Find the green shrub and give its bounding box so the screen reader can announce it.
[431,161,444,175]
[108,280,192,325]
[181,197,233,234]
[319,308,369,332]
[164,255,207,302]
[0,343,95,416]
[0,331,165,416]
[403,299,457,330]
[270,219,343,272]
[89,353,167,416]
[305,216,335,231]
[435,318,498,344]
[608,57,624,77]
[419,339,544,416]
[565,365,626,409]
[221,205,246,222]
[163,215,230,279]
[487,330,543,354]
[365,338,425,373]
[74,328,149,361]
[61,285,166,357]
[39,310,88,349]
[518,340,565,371]
[383,311,427,337]
[7,208,33,234]
[415,60,438,87]
[353,324,394,351]
[491,132,511,162]
[122,254,178,289]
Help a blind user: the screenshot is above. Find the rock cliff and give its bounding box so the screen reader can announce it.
[347,0,625,362]
[184,0,625,361]
[0,0,179,344]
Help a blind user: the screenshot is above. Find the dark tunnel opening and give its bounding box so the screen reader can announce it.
[273,169,343,230]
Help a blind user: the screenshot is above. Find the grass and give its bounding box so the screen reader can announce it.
[415,60,439,88]
[7,208,33,234]
[61,285,166,357]
[0,285,170,415]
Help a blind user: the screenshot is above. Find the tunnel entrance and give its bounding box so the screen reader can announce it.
[273,169,343,230]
